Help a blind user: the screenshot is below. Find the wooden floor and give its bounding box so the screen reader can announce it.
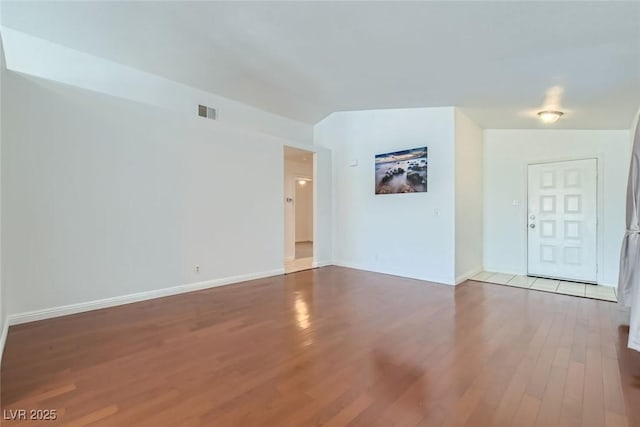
[1,266,639,426]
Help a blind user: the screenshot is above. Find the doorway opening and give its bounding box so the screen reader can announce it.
[527,158,598,283]
[284,146,315,273]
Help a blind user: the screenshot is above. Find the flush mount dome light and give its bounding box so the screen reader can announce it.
[537,110,564,124]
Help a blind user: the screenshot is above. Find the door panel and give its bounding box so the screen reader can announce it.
[527,159,597,282]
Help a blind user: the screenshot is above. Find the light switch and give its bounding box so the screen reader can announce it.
[348,160,358,167]
[512,200,520,206]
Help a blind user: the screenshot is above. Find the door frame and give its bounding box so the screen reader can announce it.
[524,154,604,284]
[283,145,317,266]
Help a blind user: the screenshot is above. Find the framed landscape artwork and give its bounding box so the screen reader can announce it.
[375,146,428,194]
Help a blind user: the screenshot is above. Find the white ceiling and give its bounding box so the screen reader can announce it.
[2,1,639,129]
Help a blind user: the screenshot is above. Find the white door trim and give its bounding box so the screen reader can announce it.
[523,154,605,284]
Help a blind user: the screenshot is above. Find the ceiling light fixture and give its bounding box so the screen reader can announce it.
[537,110,563,124]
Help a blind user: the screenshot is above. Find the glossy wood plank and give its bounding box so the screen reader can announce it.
[1,267,639,426]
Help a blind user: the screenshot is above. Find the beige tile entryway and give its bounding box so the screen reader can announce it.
[470,271,617,302]
[284,257,313,274]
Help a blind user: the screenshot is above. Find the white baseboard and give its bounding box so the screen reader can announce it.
[7,268,285,326]
[456,266,484,285]
[484,267,523,277]
[312,260,332,268]
[0,317,9,367]
[332,260,453,286]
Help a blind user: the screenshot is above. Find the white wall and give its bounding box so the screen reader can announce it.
[313,148,333,266]
[631,108,640,149]
[315,107,457,285]
[484,129,630,286]
[0,30,5,357]
[454,110,484,283]
[1,70,331,318]
[284,158,313,259]
[0,27,312,144]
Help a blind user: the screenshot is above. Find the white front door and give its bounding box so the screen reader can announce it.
[527,159,598,282]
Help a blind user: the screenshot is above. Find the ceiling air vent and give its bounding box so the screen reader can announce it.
[198,104,217,120]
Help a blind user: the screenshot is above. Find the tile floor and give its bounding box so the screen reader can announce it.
[470,271,617,302]
[284,257,314,274]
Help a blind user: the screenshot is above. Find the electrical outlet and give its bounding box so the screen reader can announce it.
[195,265,200,274]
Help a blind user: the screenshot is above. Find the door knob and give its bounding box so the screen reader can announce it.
[529,224,536,229]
